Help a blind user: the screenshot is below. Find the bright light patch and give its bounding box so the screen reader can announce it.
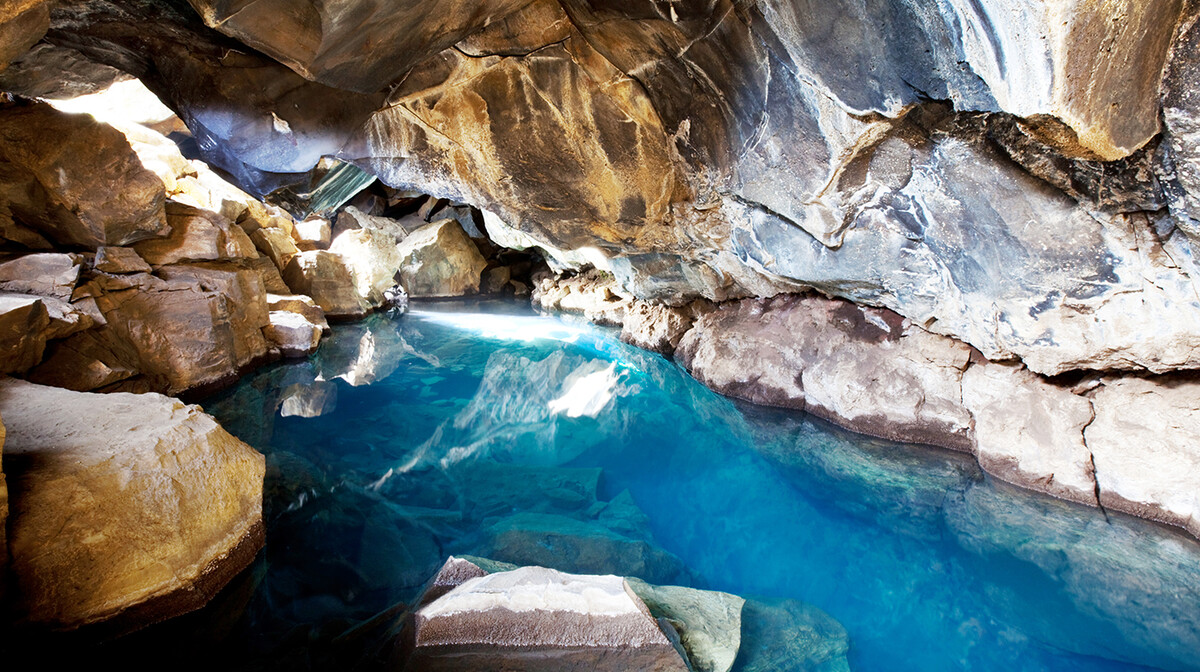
[408,311,592,345]
[548,363,620,418]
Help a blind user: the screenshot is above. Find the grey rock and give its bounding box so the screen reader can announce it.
[0,252,80,300]
[627,577,745,672]
[0,294,49,374]
[734,597,850,672]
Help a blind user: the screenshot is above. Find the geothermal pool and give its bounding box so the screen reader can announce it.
[162,301,1200,671]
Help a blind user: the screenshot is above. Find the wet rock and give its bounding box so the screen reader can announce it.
[0,294,49,374]
[0,378,264,632]
[94,246,152,274]
[0,252,80,300]
[676,295,975,452]
[734,598,850,672]
[265,310,322,357]
[626,578,744,672]
[408,566,689,672]
[329,225,404,308]
[532,269,632,327]
[1086,375,1200,539]
[961,361,1098,506]
[282,250,369,318]
[134,202,258,266]
[396,219,487,297]
[0,102,168,248]
[476,512,692,586]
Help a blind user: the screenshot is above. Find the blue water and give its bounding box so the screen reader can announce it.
[197,301,1200,672]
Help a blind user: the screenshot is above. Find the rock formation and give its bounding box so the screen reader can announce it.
[0,378,264,633]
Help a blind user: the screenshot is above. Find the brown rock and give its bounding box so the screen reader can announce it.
[0,408,7,603]
[282,250,369,318]
[250,226,300,271]
[409,566,690,672]
[329,225,404,307]
[134,202,258,266]
[0,102,168,247]
[0,252,80,300]
[0,294,49,374]
[0,0,47,73]
[396,219,487,298]
[292,217,331,251]
[94,246,152,274]
[0,378,264,632]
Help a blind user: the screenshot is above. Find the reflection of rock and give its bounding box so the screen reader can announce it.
[626,578,744,672]
[409,565,689,672]
[0,378,264,633]
[945,480,1200,671]
[396,219,487,297]
[315,321,406,386]
[677,295,975,452]
[279,381,338,418]
[734,598,850,672]
[474,512,692,586]
[1087,376,1200,539]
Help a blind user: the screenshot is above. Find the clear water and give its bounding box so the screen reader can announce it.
[186,301,1200,671]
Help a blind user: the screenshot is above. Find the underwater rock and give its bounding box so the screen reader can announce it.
[733,597,851,672]
[408,565,690,672]
[0,101,168,248]
[626,578,744,672]
[0,378,264,632]
[396,219,487,297]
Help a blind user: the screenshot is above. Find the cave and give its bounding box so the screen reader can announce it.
[1,1,1200,670]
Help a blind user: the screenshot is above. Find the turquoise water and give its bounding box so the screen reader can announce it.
[193,301,1200,671]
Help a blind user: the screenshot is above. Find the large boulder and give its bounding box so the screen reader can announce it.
[0,0,47,73]
[282,250,370,318]
[396,219,487,297]
[329,225,405,307]
[0,378,264,632]
[0,102,168,248]
[133,202,258,266]
[408,565,690,672]
[0,294,49,374]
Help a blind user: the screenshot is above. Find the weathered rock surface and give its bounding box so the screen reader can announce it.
[677,295,975,452]
[0,102,168,248]
[0,294,49,374]
[0,253,80,300]
[282,250,369,318]
[0,0,47,73]
[134,202,257,266]
[1087,376,1200,539]
[329,225,404,307]
[0,378,264,632]
[396,219,486,297]
[265,310,322,357]
[0,408,7,603]
[409,565,689,672]
[94,246,152,274]
[626,578,744,672]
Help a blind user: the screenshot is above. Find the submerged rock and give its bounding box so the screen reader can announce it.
[0,378,264,633]
[408,565,689,672]
[627,578,745,672]
[734,598,850,672]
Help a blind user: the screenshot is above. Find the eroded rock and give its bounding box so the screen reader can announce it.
[396,219,487,297]
[283,250,369,318]
[0,378,264,632]
[0,294,49,374]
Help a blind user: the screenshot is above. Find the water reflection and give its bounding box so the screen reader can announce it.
[199,302,1200,672]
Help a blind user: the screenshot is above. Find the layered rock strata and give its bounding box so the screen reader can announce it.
[0,378,265,632]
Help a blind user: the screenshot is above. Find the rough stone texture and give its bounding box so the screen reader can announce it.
[676,295,975,452]
[626,578,744,672]
[409,565,689,672]
[532,269,632,327]
[0,378,264,632]
[293,217,331,251]
[0,408,6,604]
[0,252,80,300]
[134,202,258,266]
[94,246,152,274]
[396,219,487,297]
[267,292,329,333]
[1161,12,1200,239]
[0,0,48,73]
[265,310,322,357]
[1087,376,1200,539]
[250,226,299,271]
[734,598,850,672]
[329,225,404,308]
[0,102,169,248]
[0,294,49,374]
[282,250,369,318]
[961,361,1099,507]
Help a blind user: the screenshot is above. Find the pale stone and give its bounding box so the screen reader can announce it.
[267,293,329,333]
[278,381,337,418]
[0,378,264,632]
[265,310,321,357]
[335,205,409,243]
[396,219,487,297]
[411,566,689,672]
[620,302,702,356]
[329,225,405,307]
[961,361,1098,506]
[1087,376,1200,539]
[250,226,300,270]
[134,202,258,266]
[282,250,369,318]
[292,217,331,251]
[0,252,80,300]
[627,578,744,672]
[94,246,152,274]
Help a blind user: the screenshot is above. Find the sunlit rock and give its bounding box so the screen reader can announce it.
[0,101,168,248]
[677,295,975,452]
[282,250,369,318]
[0,378,264,632]
[396,219,487,297]
[961,361,1098,507]
[329,225,404,308]
[1161,13,1200,238]
[267,292,329,333]
[0,0,47,73]
[250,226,300,271]
[1086,375,1200,539]
[292,217,331,251]
[265,310,322,357]
[408,565,690,672]
[134,202,258,266]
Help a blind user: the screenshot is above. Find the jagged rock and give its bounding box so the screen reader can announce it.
[94,246,152,274]
[620,302,706,357]
[396,219,487,297]
[265,310,322,357]
[1086,376,1200,539]
[293,217,331,251]
[961,361,1098,506]
[335,206,410,243]
[626,578,744,672]
[0,378,264,632]
[0,42,128,99]
[329,226,405,308]
[408,565,689,672]
[1162,13,1200,237]
[134,202,258,266]
[282,250,369,318]
[0,252,80,300]
[0,294,49,374]
[250,226,299,270]
[156,262,271,369]
[268,293,329,333]
[0,102,168,248]
[532,269,631,327]
[676,295,975,452]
